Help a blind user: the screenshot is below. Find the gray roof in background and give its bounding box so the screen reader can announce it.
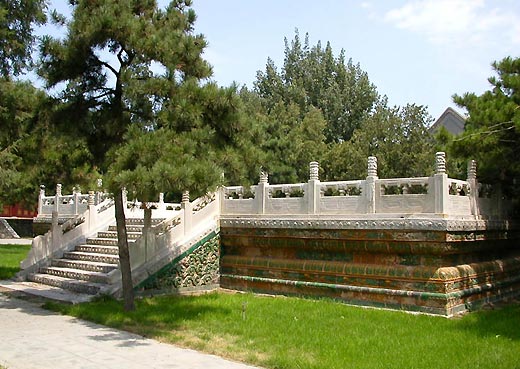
[429,107,466,136]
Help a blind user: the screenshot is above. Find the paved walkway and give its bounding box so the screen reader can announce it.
[0,293,262,369]
[0,238,32,245]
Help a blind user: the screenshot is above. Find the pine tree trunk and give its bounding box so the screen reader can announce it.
[114,189,135,311]
[143,206,152,262]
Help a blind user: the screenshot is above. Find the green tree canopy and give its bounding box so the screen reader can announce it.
[37,0,252,310]
[323,101,435,180]
[0,0,46,77]
[254,30,378,143]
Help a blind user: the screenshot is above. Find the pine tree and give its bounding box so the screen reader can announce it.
[452,56,520,201]
[254,30,378,143]
[0,0,46,77]
[38,0,235,310]
[0,0,50,207]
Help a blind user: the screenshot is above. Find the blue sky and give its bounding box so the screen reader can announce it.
[43,0,520,120]
[190,0,520,119]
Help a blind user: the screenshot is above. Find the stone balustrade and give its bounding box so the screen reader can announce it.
[221,152,507,219]
[36,183,180,222]
[36,184,109,223]
[34,152,508,223]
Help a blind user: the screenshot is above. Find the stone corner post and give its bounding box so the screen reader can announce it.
[307,161,320,214]
[73,186,81,215]
[366,156,378,214]
[467,160,479,218]
[434,152,449,216]
[158,192,165,211]
[87,190,96,230]
[122,188,128,215]
[256,169,269,214]
[54,183,62,214]
[38,185,45,215]
[96,179,103,204]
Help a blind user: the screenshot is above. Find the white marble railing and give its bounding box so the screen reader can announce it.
[22,189,220,285]
[36,184,110,221]
[36,184,180,221]
[21,197,117,273]
[127,191,220,287]
[33,152,509,224]
[221,154,508,219]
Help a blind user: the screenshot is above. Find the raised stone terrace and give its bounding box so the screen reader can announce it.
[18,152,520,316]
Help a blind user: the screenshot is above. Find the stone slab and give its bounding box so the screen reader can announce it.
[0,238,32,245]
[0,280,93,304]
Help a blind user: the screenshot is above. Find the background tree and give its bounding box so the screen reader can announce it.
[451,56,520,200]
[239,90,328,184]
[323,101,435,180]
[0,80,44,207]
[244,30,437,183]
[0,0,46,77]
[0,0,46,208]
[38,0,241,311]
[253,30,378,143]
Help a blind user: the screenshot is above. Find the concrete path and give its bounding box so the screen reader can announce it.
[0,238,32,245]
[0,293,262,369]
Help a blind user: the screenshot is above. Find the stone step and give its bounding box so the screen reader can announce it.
[27,273,108,295]
[75,244,120,255]
[52,259,118,273]
[40,266,110,284]
[108,225,143,233]
[97,231,142,239]
[63,251,119,264]
[86,237,128,246]
[125,218,165,225]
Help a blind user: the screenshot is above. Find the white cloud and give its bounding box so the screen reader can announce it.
[384,0,520,47]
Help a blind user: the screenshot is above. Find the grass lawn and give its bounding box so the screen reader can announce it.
[0,244,31,280]
[45,292,520,369]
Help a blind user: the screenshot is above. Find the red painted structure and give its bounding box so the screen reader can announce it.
[0,204,37,218]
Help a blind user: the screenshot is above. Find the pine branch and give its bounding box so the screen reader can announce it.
[98,60,118,78]
[454,121,515,141]
[91,90,114,101]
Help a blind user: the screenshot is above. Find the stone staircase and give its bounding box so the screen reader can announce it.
[27,218,161,297]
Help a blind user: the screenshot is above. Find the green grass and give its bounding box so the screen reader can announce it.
[45,292,520,369]
[0,244,31,280]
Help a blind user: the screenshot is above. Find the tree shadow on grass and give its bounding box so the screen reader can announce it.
[455,302,520,341]
[0,266,19,280]
[50,293,233,334]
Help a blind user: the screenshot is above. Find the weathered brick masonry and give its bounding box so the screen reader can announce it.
[220,223,520,316]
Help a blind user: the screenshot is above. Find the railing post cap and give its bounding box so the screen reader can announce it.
[435,152,446,174]
[367,156,378,177]
[309,161,319,181]
[259,169,268,184]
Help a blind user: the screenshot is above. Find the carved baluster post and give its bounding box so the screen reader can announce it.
[307,161,320,214]
[158,192,165,211]
[73,186,80,215]
[87,190,96,230]
[181,191,192,236]
[50,184,62,249]
[434,152,449,216]
[366,157,378,214]
[467,160,479,218]
[88,191,95,206]
[53,184,62,221]
[256,169,269,214]
[96,178,103,204]
[38,185,45,216]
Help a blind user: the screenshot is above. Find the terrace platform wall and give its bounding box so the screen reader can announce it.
[220,219,520,316]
